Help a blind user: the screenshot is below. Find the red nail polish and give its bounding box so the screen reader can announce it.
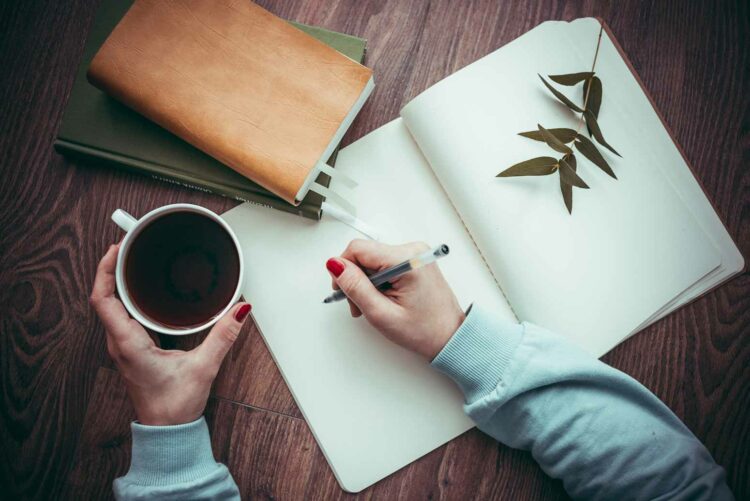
[235,303,252,322]
[326,258,345,277]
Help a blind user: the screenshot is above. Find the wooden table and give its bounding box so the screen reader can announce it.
[1,1,747,499]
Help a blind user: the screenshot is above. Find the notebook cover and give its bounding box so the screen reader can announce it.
[86,0,372,205]
[55,0,367,220]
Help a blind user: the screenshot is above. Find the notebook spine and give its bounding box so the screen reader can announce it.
[416,151,521,322]
[53,139,322,220]
[455,214,521,323]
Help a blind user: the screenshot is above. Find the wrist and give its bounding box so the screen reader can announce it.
[137,412,202,427]
[426,307,466,360]
[132,395,206,426]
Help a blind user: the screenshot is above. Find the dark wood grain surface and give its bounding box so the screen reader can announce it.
[0,1,747,499]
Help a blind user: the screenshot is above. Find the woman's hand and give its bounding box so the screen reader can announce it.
[326,240,465,360]
[90,244,252,426]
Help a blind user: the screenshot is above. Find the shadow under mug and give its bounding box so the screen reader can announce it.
[111,203,245,336]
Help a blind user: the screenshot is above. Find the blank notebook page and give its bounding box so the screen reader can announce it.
[223,119,512,492]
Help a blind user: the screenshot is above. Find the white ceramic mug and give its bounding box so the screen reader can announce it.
[111,204,244,335]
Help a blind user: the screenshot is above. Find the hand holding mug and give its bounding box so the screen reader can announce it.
[90,244,252,426]
[92,204,248,425]
[326,240,465,360]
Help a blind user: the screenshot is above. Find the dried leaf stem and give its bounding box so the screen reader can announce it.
[575,26,604,136]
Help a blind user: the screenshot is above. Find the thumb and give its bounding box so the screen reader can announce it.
[197,302,252,369]
[327,258,395,319]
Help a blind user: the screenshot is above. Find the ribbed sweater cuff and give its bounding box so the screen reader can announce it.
[126,417,219,486]
[431,304,523,404]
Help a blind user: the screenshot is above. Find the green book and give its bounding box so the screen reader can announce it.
[55,0,368,220]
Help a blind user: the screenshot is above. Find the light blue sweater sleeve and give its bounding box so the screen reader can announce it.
[432,304,734,500]
[113,417,239,500]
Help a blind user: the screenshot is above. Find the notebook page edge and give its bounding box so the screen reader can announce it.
[598,21,745,278]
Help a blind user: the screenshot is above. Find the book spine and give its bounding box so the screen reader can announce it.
[53,139,322,220]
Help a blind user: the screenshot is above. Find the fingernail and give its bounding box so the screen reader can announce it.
[235,303,252,322]
[326,258,345,277]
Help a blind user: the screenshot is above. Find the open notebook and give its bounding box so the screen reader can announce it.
[223,18,743,492]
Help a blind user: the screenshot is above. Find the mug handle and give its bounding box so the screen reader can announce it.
[112,209,137,232]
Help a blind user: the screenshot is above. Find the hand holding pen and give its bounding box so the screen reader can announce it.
[324,240,464,359]
[323,244,450,303]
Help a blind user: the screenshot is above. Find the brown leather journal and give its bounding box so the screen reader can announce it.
[88,0,374,205]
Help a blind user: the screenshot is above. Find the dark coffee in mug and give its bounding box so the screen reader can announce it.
[124,211,240,329]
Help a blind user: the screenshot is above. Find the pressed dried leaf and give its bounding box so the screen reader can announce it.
[559,179,573,214]
[575,135,617,178]
[559,156,589,188]
[560,153,577,213]
[584,110,621,157]
[519,128,577,143]
[560,179,573,213]
[539,75,583,113]
[567,153,577,170]
[496,156,558,177]
[583,76,602,135]
[583,76,602,117]
[549,71,594,86]
[538,124,573,154]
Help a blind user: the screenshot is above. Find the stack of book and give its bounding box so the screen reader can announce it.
[56,0,371,219]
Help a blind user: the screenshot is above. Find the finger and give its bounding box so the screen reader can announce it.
[90,244,155,356]
[347,299,362,317]
[341,239,429,271]
[147,330,162,348]
[340,239,402,270]
[327,257,397,321]
[196,303,251,369]
[326,260,362,316]
[90,245,140,338]
[90,244,120,303]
